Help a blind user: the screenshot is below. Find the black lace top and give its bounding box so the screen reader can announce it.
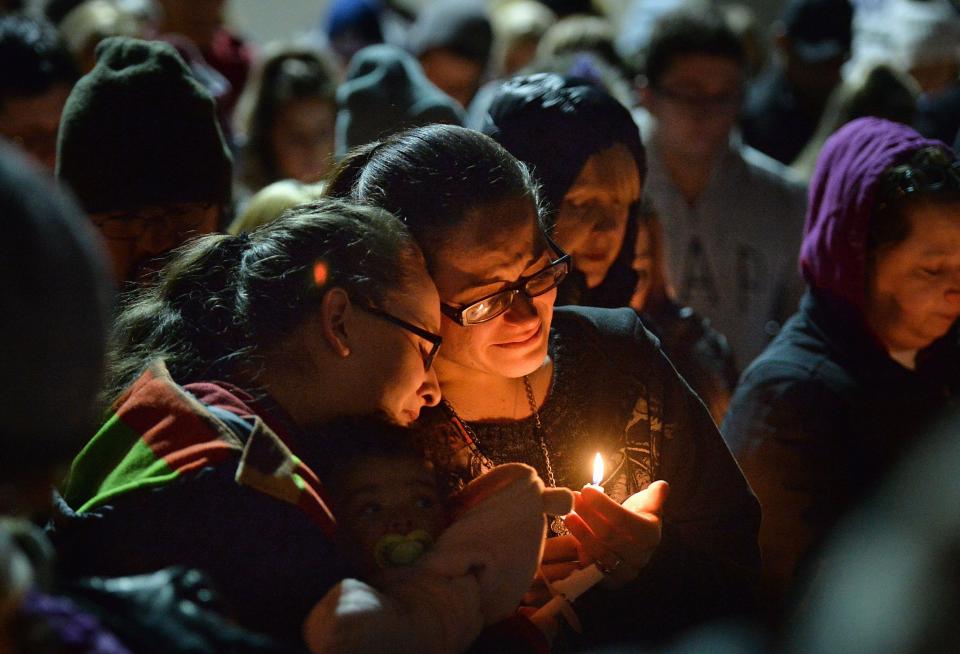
[450,309,653,500]
[418,306,762,646]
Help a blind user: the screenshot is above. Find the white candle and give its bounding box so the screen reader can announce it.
[531,563,604,625]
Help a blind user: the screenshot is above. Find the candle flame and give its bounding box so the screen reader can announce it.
[592,452,604,486]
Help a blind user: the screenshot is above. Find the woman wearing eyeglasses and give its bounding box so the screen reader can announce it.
[723,118,960,615]
[328,124,761,648]
[476,73,644,309]
[51,200,454,640]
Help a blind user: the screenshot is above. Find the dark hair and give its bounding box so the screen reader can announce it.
[869,146,960,253]
[235,44,340,190]
[0,143,112,481]
[643,8,745,88]
[326,124,544,269]
[0,14,78,107]
[481,72,645,221]
[304,414,434,495]
[103,198,423,405]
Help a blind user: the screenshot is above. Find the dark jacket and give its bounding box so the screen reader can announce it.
[49,361,346,644]
[723,291,960,599]
[741,68,819,166]
[642,300,739,425]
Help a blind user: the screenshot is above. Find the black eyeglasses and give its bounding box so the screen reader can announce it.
[361,306,443,370]
[89,203,217,241]
[441,233,571,326]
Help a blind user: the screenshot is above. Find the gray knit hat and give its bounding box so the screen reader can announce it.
[56,36,232,214]
[335,43,464,156]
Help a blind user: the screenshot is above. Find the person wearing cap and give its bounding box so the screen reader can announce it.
[637,8,807,370]
[322,0,386,70]
[335,43,464,156]
[56,36,233,285]
[406,0,492,108]
[740,0,853,166]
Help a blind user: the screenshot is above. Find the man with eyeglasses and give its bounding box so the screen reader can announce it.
[636,8,807,370]
[57,36,232,284]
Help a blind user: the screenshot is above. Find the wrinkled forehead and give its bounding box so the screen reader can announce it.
[431,196,543,281]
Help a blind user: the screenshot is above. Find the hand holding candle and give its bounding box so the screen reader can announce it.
[564,450,671,589]
[533,453,663,628]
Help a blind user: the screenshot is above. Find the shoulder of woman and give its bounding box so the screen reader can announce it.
[553,305,660,353]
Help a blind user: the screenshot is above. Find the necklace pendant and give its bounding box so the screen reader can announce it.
[550,515,569,536]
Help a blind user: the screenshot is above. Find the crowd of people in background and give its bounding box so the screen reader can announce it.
[2,0,960,652]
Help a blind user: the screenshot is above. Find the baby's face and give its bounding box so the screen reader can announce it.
[335,456,447,579]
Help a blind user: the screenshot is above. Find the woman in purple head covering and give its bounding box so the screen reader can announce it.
[722,117,960,613]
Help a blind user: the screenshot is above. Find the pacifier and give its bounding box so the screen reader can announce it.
[373,529,434,568]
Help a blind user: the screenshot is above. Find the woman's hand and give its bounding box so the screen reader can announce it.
[560,481,670,589]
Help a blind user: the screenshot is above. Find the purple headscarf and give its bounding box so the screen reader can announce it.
[800,117,946,311]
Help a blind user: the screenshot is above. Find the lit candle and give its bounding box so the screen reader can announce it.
[531,452,610,627]
[585,452,604,492]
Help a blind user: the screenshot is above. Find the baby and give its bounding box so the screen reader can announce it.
[302,415,574,654]
[311,418,450,585]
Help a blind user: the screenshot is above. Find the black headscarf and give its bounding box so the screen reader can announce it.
[478,73,646,307]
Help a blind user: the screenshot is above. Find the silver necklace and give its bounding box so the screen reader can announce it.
[442,375,569,536]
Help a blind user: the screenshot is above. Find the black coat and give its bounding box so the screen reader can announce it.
[722,290,960,602]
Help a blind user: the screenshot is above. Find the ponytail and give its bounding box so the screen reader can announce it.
[324,140,382,200]
[323,125,544,271]
[103,199,422,407]
[102,232,250,406]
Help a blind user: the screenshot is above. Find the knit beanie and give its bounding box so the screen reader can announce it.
[56,36,232,214]
[406,0,492,65]
[335,43,464,156]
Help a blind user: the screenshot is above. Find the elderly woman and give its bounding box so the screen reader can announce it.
[723,117,960,608]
